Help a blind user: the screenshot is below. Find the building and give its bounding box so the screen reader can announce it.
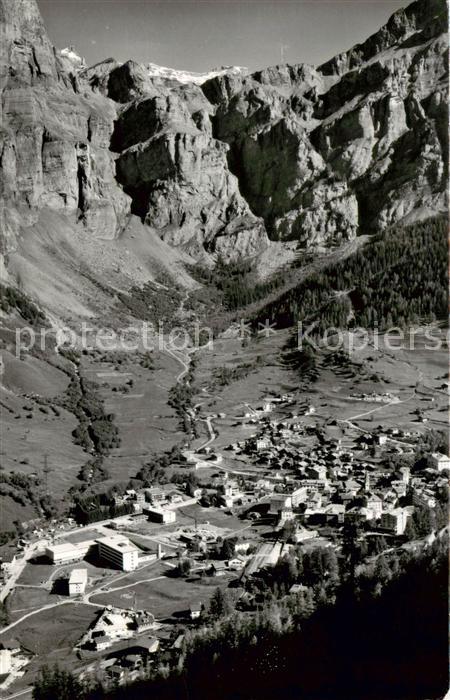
[269,494,292,515]
[134,636,160,654]
[234,542,251,554]
[305,504,345,526]
[145,487,166,504]
[380,508,409,535]
[291,486,308,506]
[391,480,407,497]
[256,438,271,451]
[0,649,11,675]
[279,508,295,523]
[293,527,318,543]
[96,536,139,571]
[0,639,20,654]
[144,507,176,524]
[308,466,327,482]
[131,512,147,523]
[412,490,436,509]
[255,479,274,493]
[134,611,156,633]
[344,479,360,497]
[68,568,88,596]
[0,550,16,574]
[109,665,125,682]
[209,561,228,577]
[190,602,203,619]
[399,466,411,483]
[430,453,450,472]
[45,540,94,565]
[366,494,383,519]
[228,557,246,570]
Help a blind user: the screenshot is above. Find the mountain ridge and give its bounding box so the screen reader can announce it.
[0,0,447,320]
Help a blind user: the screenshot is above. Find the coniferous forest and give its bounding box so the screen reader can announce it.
[253,217,448,332]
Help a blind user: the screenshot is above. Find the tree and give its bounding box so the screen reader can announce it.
[186,472,199,496]
[321,547,340,585]
[262,600,283,634]
[33,666,85,700]
[220,538,236,560]
[404,517,418,542]
[341,522,366,581]
[272,553,298,587]
[0,601,8,627]
[408,505,436,539]
[208,587,234,619]
[176,558,192,577]
[280,519,297,542]
[374,554,391,584]
[370,535,387,555]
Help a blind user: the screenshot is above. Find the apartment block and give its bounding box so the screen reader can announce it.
[96,536,139,571]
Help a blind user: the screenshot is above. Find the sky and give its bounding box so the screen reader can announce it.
[38,0,408,73]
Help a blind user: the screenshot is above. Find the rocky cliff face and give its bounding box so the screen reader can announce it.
[82,59,268,260]
[0,0,447,271]
[0,0,130,253]
[202,0,447,245]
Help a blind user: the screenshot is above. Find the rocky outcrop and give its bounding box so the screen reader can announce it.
[319,0,446,77]
[84,60,269,259]
[0,0,130,253]
[202,0,447,244]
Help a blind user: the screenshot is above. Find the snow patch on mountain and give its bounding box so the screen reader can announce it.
[145,62,247,85]
[59,46,86,70]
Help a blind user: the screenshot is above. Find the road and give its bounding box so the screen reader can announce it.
[197,415,216,450]
[0,541,48,604]
[0,559,178,641]
[162,342,194,383]
[84,559,177,603]
[0,600,73,636]
[4,686,33,700]
[339,387,417,425]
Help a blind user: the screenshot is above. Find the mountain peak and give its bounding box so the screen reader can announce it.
[145,62,248,85]
[59,46,86,71]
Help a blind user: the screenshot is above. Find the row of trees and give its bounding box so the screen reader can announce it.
[62,376,121,457]
[72,495,134,525]
[134,444,187,486]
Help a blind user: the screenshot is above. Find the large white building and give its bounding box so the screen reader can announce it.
[68,568,88,596]
[45,541,94,565]
[0,649,11,675]
[96,536,139,571]
[380,508,409,535]
[269,494,292,515]
[430,453,450,472]
[291,486,308,506]
[144,507,176,524]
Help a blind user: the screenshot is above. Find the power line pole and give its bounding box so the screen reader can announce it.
[43,454,52,494]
